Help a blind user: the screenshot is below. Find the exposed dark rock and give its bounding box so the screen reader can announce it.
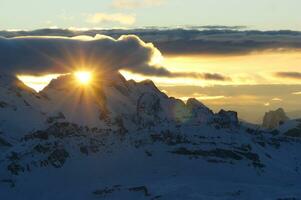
[0,136,12,147]
[48,149,69,168]
[24,130,49,141]
[128,186,150,196]
[212,109,239,128]
[26,122,85,141]
[171,147,243,160]
[284,123,301,138]
[93,185,121,196]
[7,152,20,161]
[46,112,65,124]
[171,147,264,168]
[145,150,152,157]
[114,116,128,135]
[80,146,89,155]
[0,101,8,108]
[7,163,24,175]
[150,130,189,145]
[33,144,50,154]
[136,93,162,126]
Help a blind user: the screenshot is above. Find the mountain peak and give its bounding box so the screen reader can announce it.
[43,74,73,91]
[186,98,206,108]
[0,74,33,92]
[1,73,301,199]
[262,107,290,129]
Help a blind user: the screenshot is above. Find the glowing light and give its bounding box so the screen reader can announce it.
[17,74,62,92]
[74,71,92,85]
[272,97,283,101]
[292,91,301,95]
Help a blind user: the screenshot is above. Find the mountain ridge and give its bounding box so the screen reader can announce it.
[0,73,301,199]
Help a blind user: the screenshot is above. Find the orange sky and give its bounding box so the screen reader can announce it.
[17,51,301,123]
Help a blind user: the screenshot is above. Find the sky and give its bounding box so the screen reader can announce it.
[0,0,301,30]
[1,0,301,123]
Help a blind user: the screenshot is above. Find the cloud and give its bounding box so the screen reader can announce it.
[274,72,301,79]
[272,97,283,101]
[264,102,270,106]
[192,92,227,100]
[2,28,301,55]
[292,91,301,95]
[180,94,227,101]
[170,72,231,81]
[0,35,162,75]
[184,25,247,30]
[86,13,136,25]
[112,0,165,9]
[0,34,229,81]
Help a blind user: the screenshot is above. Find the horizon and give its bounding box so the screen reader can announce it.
[1,27,301,123]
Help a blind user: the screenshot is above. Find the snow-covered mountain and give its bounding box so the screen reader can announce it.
[0,73,301,200]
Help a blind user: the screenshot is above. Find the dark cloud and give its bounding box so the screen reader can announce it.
[171,72,231,81]
[0,35,162,75]
[183,25,247,30]
[0,34,229,81]
[1,28,301,55]
[275,72,301,79]
[136,66,230,81]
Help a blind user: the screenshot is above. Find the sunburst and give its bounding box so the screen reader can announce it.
[74,71,92,85]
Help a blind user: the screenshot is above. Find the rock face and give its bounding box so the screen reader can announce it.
[262,108,289,129]
[212,109,239,128]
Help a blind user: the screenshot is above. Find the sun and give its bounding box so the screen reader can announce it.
[74,71,92,85]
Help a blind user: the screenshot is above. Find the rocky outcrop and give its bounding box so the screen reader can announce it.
[186,98,214,124]
[212,109,239,128]
[262,108,289,129]
[284,119,301,137]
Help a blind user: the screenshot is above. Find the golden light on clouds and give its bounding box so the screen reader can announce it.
[16,49,301,115]
[17,74,62,92]
[292,91,301,95]
[163,51,301,85]
[178,92,227,102]
[119,70,229,87]
[118,51,301,88]
[272,97,283,101]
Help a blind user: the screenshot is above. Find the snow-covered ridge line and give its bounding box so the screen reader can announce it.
[0,73,301,199]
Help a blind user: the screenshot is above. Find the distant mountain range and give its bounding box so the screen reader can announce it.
[0,73,301,199]
[287,110,301,120]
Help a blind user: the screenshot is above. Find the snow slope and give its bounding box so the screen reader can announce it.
[0,73,301,200]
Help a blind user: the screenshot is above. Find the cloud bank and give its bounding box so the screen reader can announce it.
[0,34,229,81]
[1,28,301,56]
[275,72,301,80]
[0,35,162,75]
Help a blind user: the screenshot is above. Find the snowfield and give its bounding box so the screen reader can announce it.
[0,73,301,200]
